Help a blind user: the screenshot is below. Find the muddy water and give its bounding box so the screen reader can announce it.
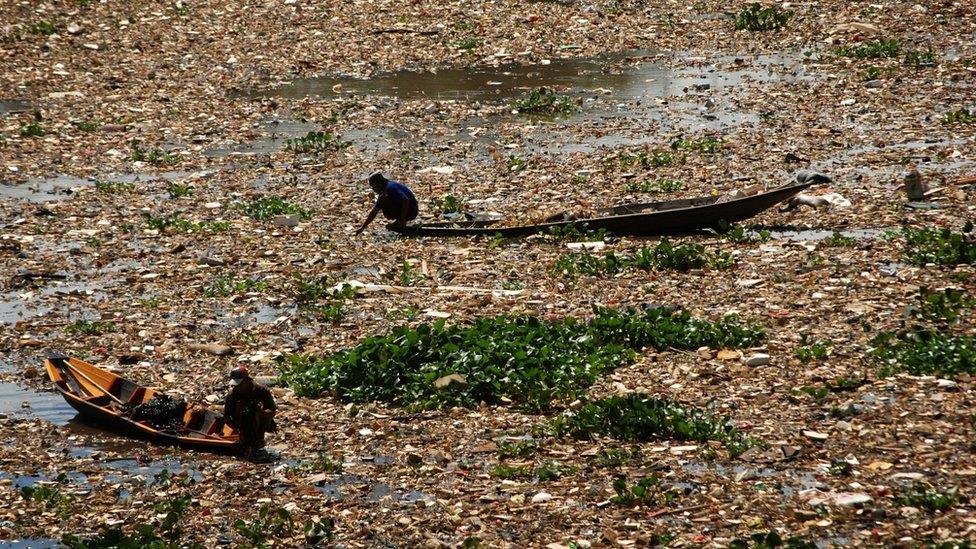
[0,540,62,549]
[0,99,31,116]
[0,170,208,203]
[204,119,321,158]
[247,51,804,106]
[238,51,808,160]
[0,382,76,425]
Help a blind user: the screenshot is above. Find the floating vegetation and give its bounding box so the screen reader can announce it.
[144,214,231,233]
[510,88,577,115]
[94,180,135,194]
[21,484,72,519]
[497,439,539,460]
[900,486,958,512]
[202,274,267,298]
[824,231,857,247]
[729,531,818,549]
[292,277,356,323]
[20,121,45,137]
[624,179,684,194]
[837,39,901,59]
[617,149,683,169]
[907,287,973,324]
[904,49,938,68]
[899,225,976,266]
[451,37,483,52]
[672,135,724,154]
[27,21,57,36]
[546,223,612,243]
[794,336,830,363]
[734,3,793,31]
[166,182,194,198]
[552,393,761,457]
[239,197,312,221]
[610,474,679,507]
[942,109,976,125]
[874,329,976,377]
[281,307,763,411]
[285,131,351,154]
[231,504,334,548]
[723,225,771,244]
[432,194,463,214]
[65,320,117,335]
[554,240,734,278]
[131,142,177,165]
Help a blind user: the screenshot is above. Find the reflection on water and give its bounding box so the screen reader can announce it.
[243,51,805,105]
[0,382,76,425]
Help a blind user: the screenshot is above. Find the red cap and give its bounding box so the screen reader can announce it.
[229,365,250,385]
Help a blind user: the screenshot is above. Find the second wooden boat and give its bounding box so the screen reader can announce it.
[390,181,812,237]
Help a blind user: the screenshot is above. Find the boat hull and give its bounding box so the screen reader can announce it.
[391,181,811,237]
[45,355,240,452]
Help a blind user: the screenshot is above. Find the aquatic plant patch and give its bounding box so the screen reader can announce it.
[239,197,312,221]
[546,223,613,243]
[280,307,764,411]
[66,320,116,335]
[873,328,976,377]
[794,336,829,362]
[900,486,958,512]
[552,393,760,456]
[510,88,577,115]
[432,194,463,214]
[823,232,857,247]
[734,3,792,31]
[907,287,973,324]
[624,179,684,194]
[554,240,734,278]
[203,274,267,298]
[942,109,976,125]
[20,121,45,137]
[836,39,901,59]
[166,182,194,198]
[899,225,976,266]
[672,135,724,154]
[610,474,680,507]
[285,131,351,154]
[144,214,231,233]
[617,149,683,168]
[131,142,177,165]
[904,49,937,68]
[95,180,135,194]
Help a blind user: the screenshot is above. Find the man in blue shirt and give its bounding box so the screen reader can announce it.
[354,172,419,234]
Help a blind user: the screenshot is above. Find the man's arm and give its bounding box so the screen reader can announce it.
[223,393,237,427]
[354,205,380,235]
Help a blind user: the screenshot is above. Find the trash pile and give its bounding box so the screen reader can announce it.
[122,395,187,432]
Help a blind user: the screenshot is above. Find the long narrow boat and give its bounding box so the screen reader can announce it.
[44,352,240,451]
[390,181,812,237]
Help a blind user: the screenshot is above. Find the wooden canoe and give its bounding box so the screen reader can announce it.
[44,353,240,451]
[390,181,812,237]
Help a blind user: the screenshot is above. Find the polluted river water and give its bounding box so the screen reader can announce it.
[235,50,809,159]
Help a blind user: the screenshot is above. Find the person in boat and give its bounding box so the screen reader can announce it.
[223,366,277,460]
[354,171,419,234]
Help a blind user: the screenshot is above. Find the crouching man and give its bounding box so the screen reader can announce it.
[224,366,277,461]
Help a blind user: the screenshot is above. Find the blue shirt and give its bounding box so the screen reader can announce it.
[376,181,419,221]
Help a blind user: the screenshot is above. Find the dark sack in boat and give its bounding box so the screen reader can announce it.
[128,395,187,432]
